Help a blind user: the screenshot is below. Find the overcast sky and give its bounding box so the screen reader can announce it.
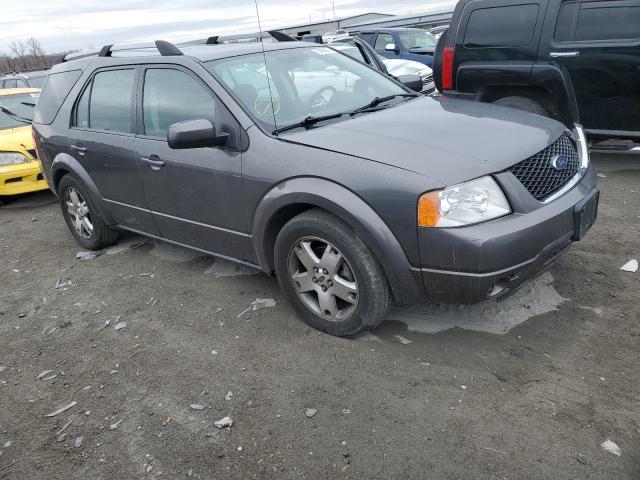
[1,0,456,53]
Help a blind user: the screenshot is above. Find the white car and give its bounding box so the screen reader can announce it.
[382,58,435,95]
[322,30,350,43]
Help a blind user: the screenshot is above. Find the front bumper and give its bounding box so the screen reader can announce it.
[415,162,598,304]
[0,162,48,196]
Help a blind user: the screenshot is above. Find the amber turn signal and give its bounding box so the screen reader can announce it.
[418,192,441,227]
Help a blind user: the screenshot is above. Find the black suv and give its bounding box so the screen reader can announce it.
[33,39,598,336]
[434,0,640,140]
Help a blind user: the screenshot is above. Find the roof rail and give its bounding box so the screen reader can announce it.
[180,30,297,46]
[62,40,183,63]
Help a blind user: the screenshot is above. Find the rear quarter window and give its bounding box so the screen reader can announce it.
[464,4,540,47]
[33,69,82,125]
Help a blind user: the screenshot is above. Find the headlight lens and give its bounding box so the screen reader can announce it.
[418,176,511,227]
[0,152,30,166]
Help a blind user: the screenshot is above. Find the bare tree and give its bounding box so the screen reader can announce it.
[0,38,65,74]
[27,37,49,69]
[8,40,28,70]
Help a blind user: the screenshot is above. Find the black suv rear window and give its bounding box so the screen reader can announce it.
[34,70,82,125]
[464,4,540,47]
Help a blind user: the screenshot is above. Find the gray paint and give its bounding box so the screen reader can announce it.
[33,42,597,306]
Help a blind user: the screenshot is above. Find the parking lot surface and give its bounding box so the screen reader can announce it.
[0,153,638,479]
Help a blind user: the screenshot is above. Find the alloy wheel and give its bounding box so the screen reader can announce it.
[65,187,94,239]
[288,237,359,322]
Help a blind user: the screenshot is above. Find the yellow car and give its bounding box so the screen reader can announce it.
[0,88,48,200]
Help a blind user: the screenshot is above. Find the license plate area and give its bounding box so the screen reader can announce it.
[574,190,599,241]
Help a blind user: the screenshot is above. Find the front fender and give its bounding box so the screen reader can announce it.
[52,153,115,225]
[252,177,426,305]
[531,62,579,125]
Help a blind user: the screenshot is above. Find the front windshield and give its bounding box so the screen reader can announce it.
[207,46,407,133]
[398,31,437,49]
[0,92,38,130]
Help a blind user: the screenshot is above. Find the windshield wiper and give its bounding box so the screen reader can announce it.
[0,106,32,124]
[271,93,419,135]
[272,113,346,135]
[349,93,418,116]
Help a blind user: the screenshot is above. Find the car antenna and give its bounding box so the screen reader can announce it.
[253,0,278,130]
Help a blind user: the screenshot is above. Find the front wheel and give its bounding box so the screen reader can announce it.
[274,209,391,337]
[58,175,119,250]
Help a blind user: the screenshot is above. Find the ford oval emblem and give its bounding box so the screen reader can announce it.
[551,154,568,171]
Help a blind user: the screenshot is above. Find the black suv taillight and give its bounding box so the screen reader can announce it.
[442,46,454,90]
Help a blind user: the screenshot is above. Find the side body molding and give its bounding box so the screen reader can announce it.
[251,177,426,305]
[51,152,116,225]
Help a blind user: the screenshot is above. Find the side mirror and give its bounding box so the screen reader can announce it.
[167,119,229,149]
[396,74,423,93]
[385,43,398,52]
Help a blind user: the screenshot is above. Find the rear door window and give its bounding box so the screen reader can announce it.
[555,0,640,42]
[575,1,640,41]
[34,69,82,124]
[142,68,216,138]
[89,69,135,133]
[74,83,90,128]
[464,4,540,47]
[4,79,17,88]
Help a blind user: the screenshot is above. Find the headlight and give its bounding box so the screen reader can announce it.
[0,152,30,166]
[418,176,511,227]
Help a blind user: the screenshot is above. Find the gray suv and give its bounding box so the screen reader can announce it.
[33,40,599,336]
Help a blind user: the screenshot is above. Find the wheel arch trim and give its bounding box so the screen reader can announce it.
[251,177,425,304]
[51,153,115,225]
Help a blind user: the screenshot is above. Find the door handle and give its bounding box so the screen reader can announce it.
[550,51,580,58]
[70,144,87,155]
[140,156,165,171]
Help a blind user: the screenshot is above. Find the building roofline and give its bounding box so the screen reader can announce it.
[279,12,392,31]
[347,7,455,29]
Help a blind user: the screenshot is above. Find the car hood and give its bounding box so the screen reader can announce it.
[0,125,34,153]
[282,96,566,186]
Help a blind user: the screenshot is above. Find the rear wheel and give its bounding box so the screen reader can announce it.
[57,175,119,250]
[274,209,391,337]
[493,96,550,117]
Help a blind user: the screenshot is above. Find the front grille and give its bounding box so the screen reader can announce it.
[508,133,580,201]
[419,72,433,84]
[419,72,436,94]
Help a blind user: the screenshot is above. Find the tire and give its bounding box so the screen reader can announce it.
[274,209,391,337]
[493,96,550,117]
[57,174,119,250]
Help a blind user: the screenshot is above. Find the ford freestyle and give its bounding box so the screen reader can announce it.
[33,40,598,336]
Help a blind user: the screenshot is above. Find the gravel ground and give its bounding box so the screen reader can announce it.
[0,153,638,479]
